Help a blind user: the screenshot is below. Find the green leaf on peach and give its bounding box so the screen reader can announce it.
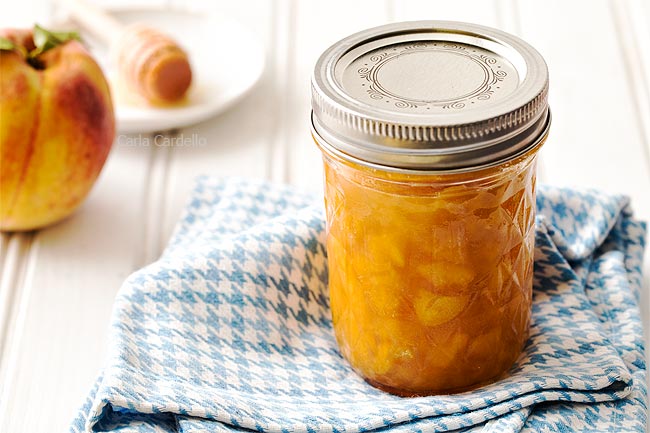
[30,24,81,58]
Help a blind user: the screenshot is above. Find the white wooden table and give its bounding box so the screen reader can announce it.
[1,0,649,431]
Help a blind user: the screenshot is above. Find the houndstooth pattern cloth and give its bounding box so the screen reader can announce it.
[70,177,647,433]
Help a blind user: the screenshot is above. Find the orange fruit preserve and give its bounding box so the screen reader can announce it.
[311,21,550,395]
[322,148,541,395]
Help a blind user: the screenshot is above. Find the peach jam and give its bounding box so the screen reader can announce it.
[311,21,550,395]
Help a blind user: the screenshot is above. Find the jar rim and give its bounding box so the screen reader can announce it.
[311,110,551,175]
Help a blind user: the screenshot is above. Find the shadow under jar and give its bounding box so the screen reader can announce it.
[311,21,550,396]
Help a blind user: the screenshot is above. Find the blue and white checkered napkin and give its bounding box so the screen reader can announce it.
[70,177,647,433]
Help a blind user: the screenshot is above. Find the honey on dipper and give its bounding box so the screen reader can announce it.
[114,24,192,105]
[63,0,192,105]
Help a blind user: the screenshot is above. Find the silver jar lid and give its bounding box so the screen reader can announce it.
[311,20,550,171]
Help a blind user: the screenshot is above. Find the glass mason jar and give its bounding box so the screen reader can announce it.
[311,21,550,395]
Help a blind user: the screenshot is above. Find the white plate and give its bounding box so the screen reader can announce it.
[91,7,265,134]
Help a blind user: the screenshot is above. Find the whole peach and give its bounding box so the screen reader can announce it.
[0,28,114,231]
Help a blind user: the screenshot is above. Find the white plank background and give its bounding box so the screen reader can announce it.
[1,0,649,431]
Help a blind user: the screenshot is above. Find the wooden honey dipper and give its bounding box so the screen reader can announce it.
[60,0,192,104]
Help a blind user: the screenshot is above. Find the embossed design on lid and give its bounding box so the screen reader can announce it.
[350,41,513,112]
[311,21,550,171]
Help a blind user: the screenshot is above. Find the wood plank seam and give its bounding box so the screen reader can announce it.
[610,0,650,418]
[136,132,173,268]
[610,0,650,179]
[136,136,156,268]
[495,0,549,184]
[494,0,522,35]
[0,233,20,360]
[267,0,296,184]
[0,232,37,418]
[0,235,11,286]
[0,233,34,364]
[153,130,174,260]
[386,0,396,22]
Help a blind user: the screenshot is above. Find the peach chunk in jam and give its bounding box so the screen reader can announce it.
[323,151,537,395]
